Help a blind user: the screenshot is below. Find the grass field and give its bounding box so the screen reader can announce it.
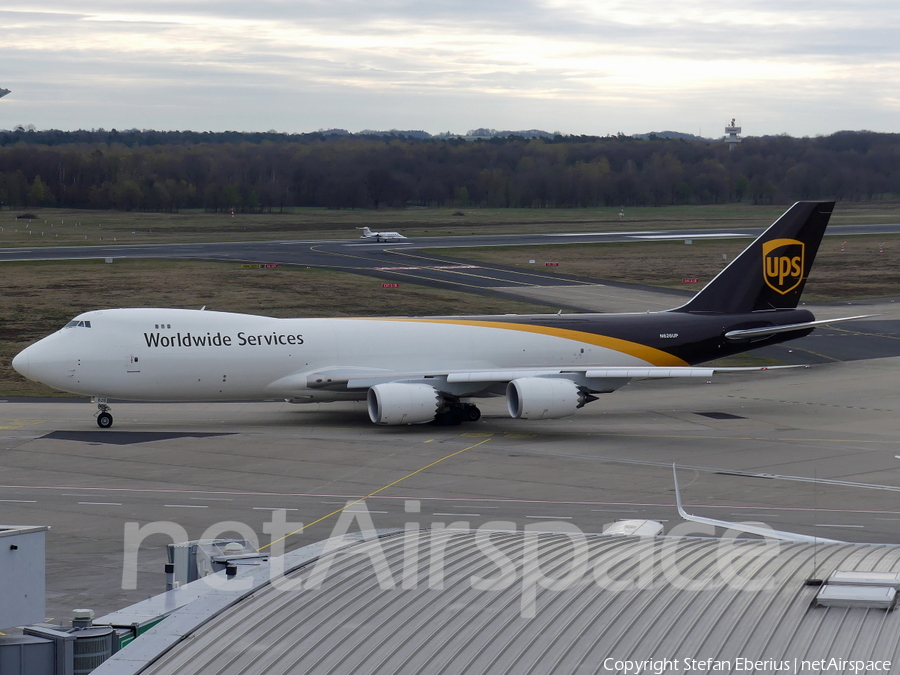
[442,234,900,301]
[1,201,898,248]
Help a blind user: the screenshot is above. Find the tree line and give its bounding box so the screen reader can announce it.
[0,129,898,212]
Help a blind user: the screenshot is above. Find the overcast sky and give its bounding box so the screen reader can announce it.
[2,1,898,137]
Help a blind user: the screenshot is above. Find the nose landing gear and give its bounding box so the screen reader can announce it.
[93,398,113,429]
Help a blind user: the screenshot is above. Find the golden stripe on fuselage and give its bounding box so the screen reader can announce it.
[369,318,689,367]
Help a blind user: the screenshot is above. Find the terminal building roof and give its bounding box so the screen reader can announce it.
[99,529,900,675]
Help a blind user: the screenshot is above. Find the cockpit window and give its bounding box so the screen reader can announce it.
[64,320,92,329]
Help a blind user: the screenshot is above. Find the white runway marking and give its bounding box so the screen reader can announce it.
[544,231,660,237]
[526,515,573,519]
[631,233,747,240]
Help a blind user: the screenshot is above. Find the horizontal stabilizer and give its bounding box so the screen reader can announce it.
[725,314,878,341]
[673,466,843,544]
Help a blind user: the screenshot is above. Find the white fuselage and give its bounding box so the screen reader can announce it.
[359,227,405,241]
[13,308,653,402]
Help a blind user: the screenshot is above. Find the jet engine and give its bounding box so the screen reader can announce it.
[367,382,442,425]
[506,377,583,420]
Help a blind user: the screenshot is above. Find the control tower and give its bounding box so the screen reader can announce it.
[0,89,10,100]
[725,118,741,150]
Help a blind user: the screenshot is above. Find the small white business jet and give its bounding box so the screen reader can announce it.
[357,226,407,242]
[13,202,867,428]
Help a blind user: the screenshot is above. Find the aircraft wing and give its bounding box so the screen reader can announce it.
[269,364,800,395]
[445,365,797,383]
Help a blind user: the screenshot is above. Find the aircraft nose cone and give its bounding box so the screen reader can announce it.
[12,347,31,379]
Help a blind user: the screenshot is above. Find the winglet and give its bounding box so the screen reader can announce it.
[673,464,687,518]
[672,464,843,544]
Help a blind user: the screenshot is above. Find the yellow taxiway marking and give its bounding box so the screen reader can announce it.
[0,420,42,429]
[782,344,842,362]
[831,324,900,341]
[460,431,536,439]
[575,431,900,446]
[260,437,491,551]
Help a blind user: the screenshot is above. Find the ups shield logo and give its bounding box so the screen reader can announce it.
[762,238,805,295]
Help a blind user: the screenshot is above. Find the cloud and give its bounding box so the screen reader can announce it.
[2,1,899,135]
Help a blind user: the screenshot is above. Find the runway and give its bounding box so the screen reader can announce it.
[2,221,900,301]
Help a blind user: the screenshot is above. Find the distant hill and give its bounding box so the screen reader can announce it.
[634,130,712,142]
[321,128,559,140]
[455,128,558,139]
[357,129,433,139]
[324,128,713,141]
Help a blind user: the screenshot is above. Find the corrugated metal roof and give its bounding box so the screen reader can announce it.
[136,531,900,674]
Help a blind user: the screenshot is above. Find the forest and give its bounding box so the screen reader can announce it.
[0,128,898,212]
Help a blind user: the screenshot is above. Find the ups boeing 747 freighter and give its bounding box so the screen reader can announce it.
[13,201,866,428]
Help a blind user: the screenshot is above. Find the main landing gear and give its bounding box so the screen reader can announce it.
[94,398,113,429]
[433,403,481,426]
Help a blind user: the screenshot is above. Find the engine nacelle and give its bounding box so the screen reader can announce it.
[367,383,442,425]
[506,377,581,420]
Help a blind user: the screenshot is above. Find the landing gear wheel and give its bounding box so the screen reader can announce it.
[432,408,464,426]
[433,404,481,426]
[94,398,113,429]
